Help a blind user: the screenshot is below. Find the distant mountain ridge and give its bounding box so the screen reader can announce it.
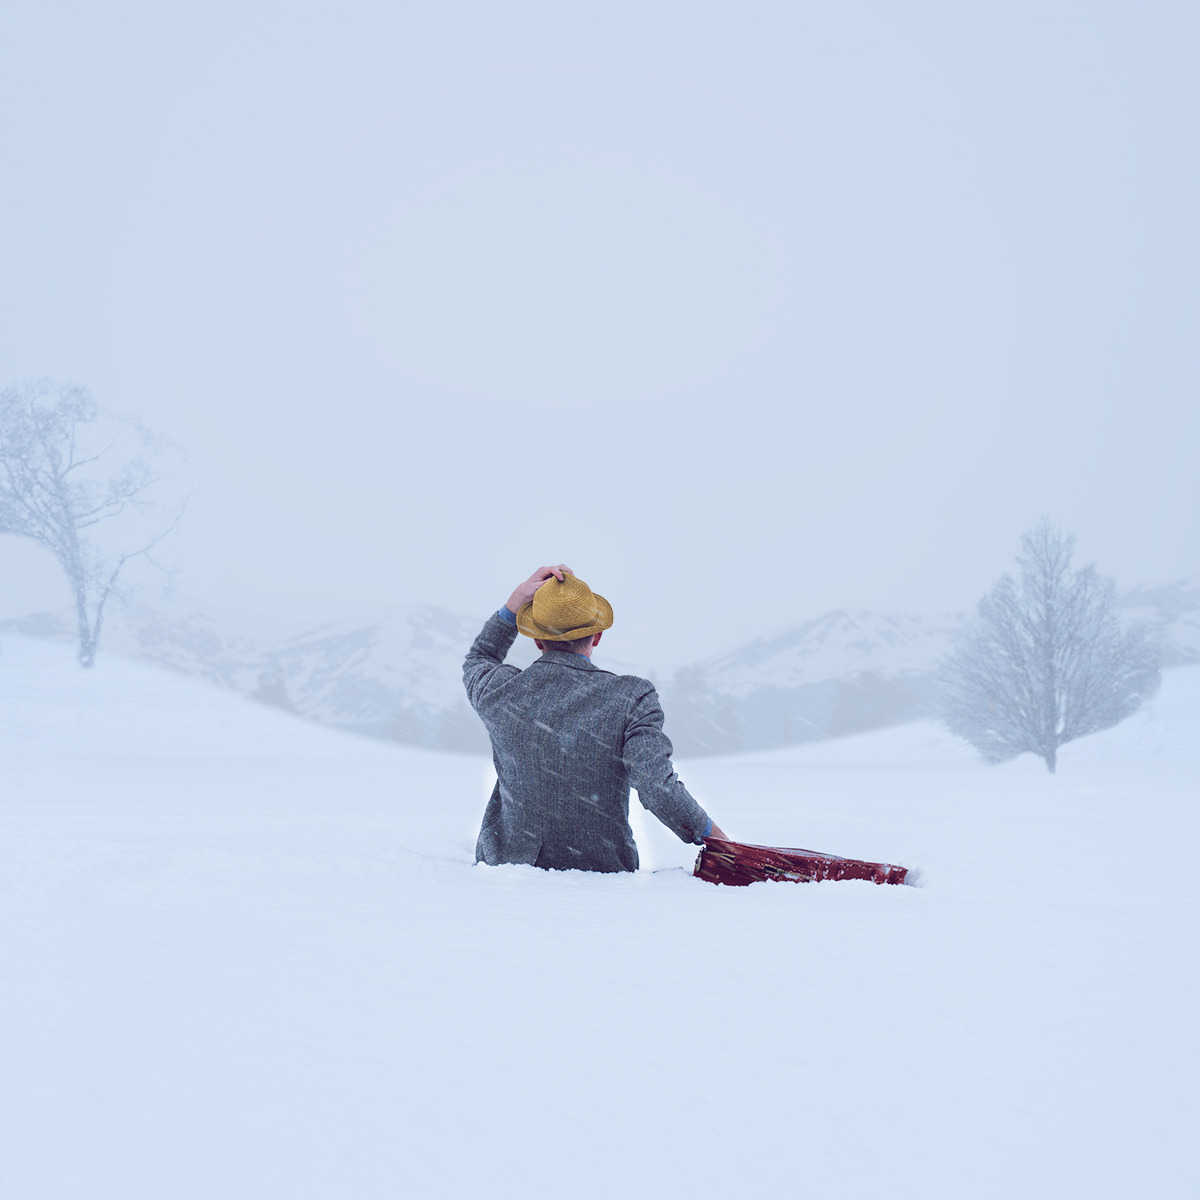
[1117,581,1200,667]
[659,609,969,754]
[659,580,1200,754]
[3,580,1196,756]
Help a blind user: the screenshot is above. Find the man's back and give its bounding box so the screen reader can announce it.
[464,608,711,873]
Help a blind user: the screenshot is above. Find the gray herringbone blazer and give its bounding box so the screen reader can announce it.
[463,612,711,873]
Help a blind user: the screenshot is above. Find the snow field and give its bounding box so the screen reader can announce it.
[2,636,1197,1198]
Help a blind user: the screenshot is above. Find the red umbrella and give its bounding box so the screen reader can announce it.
[694,837,911,887]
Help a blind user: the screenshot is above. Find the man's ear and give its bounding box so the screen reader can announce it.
[534,639,545,651]
[592,631,603,647]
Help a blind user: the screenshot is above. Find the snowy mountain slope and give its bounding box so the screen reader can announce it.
[660,579,1200,755]
[1118,579,1200,665]
[0,602,501,753]
[692,608,967,694]
[2,637,1196,1198]
[4,577,1196,757]
[660,607,966,753]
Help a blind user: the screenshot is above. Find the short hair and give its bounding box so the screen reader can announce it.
[541,633,596,654]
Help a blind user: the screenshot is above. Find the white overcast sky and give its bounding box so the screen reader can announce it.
[2,0,1196,661]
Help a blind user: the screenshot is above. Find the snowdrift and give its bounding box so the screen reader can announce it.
[2,635,1196,1199]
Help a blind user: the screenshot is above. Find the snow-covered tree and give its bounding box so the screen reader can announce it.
[0,379,184,667]
[941,520,1159,772]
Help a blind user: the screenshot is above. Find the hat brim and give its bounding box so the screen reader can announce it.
[516,592,613,641]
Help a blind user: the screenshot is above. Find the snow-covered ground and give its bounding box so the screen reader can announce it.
[2,635,1196,1198]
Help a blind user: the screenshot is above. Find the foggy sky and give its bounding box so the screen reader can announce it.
[2,0,1197,663]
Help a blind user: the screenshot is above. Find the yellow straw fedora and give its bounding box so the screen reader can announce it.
[516,573,614,641]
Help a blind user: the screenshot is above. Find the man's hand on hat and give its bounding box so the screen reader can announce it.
[505,564,574,615]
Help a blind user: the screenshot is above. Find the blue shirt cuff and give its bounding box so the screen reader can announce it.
[703,816,713,839]
[498,606,518,626]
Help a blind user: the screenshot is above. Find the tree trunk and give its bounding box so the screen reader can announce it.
[73,583,97,668]
[1044,746,1057,773]
[76,614,98,668]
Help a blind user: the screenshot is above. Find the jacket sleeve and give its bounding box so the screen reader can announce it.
[463,612,521,710]
[622,683,711,845]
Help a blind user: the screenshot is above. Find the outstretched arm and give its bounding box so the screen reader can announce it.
[623,684,728,845]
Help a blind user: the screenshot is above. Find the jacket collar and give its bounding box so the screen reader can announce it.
[535,649,598,671]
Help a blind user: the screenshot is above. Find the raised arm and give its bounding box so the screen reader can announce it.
[504,563,574,615]
[462,565,576,708]
[462,612,521,708]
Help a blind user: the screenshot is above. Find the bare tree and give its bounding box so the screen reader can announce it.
[941,520,1159,772]
[0,378,184,667]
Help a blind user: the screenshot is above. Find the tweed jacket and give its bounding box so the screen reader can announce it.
[463,612,711,873]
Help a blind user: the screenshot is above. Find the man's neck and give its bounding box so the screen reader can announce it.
[544,646,592,659]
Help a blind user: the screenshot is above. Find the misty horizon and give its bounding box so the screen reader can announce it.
[2,1,1197,666]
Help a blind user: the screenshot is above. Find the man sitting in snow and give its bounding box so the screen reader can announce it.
[463,565,728,873]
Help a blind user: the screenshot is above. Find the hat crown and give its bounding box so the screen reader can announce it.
[516,572,613,641]
[531,574,601,635]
